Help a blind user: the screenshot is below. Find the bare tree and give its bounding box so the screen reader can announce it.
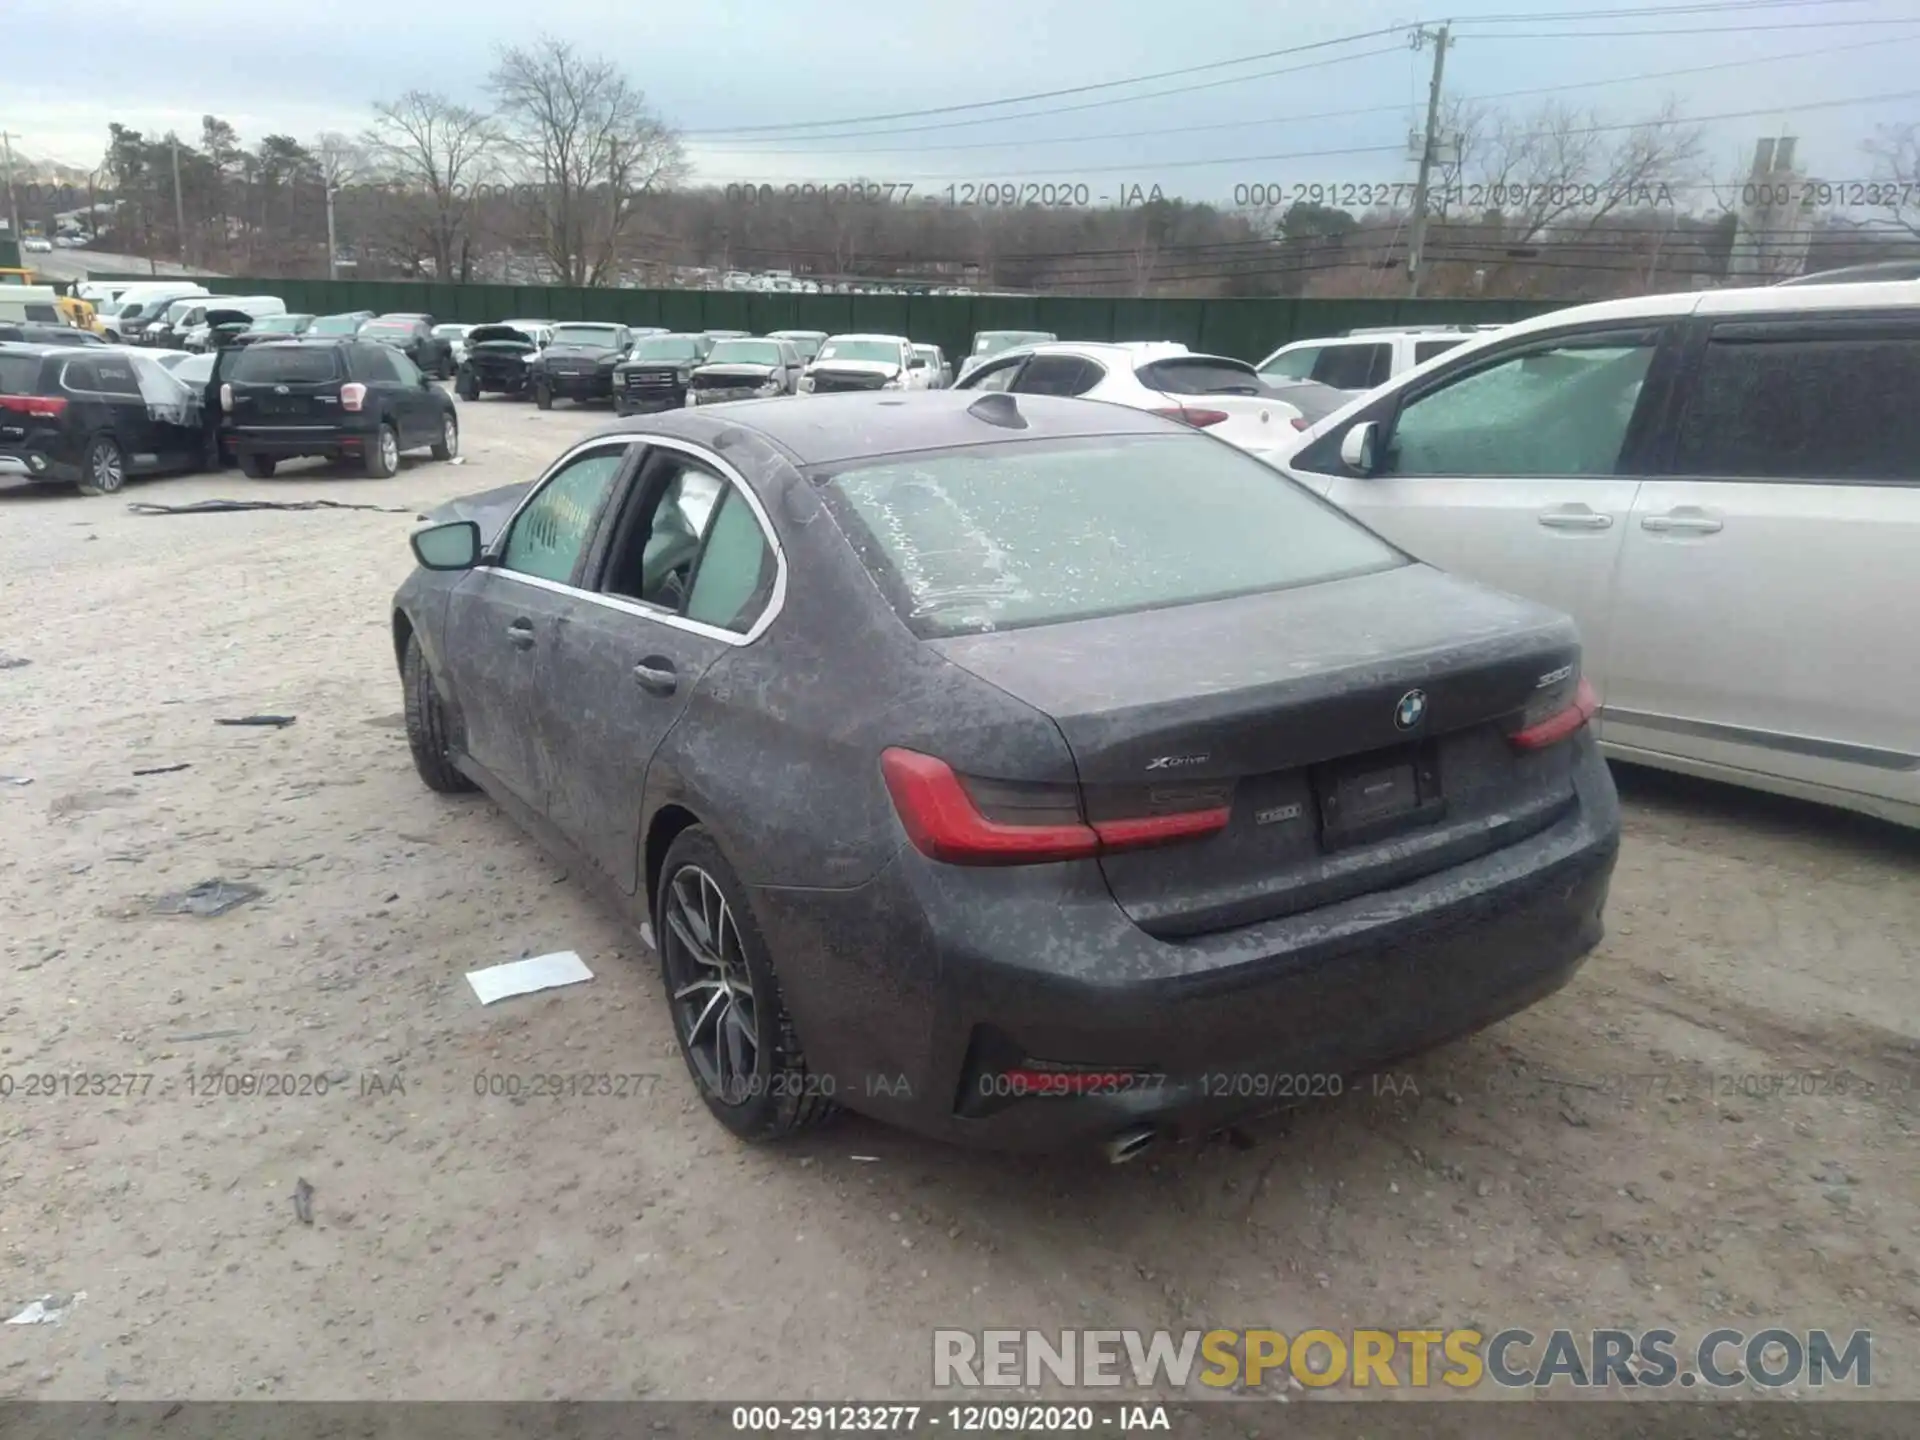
[1862,121,1920,241]
[361,91,498,281]
[486,35,686,286]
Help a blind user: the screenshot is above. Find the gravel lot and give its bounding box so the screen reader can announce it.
[2,393,1916,1405]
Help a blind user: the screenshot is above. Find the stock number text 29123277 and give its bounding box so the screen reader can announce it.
[723,182,1169,208]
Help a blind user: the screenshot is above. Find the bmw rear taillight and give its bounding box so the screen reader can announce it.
[879,748,1230,866]
[340,382,367,412]
[1150,406,1230,428]
[1509,677,1599,750]
[0,394,66,419]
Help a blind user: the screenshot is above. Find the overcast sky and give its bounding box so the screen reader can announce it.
[8,0,1918,209]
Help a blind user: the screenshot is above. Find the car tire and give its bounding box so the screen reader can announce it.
[656,827,837,1143]
[534,382,553,410]
[401,632,476,795]
[456,371,479,401]
[430,412,459,461]
[239,452,276,479]
[75,435,126,496]
[363,422,400,478]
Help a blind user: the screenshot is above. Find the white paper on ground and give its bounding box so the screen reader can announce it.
[7,1293,85,1326]
[466,951,593,1005]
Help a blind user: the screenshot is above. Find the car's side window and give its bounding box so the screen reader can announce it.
[1311,343,1389,391]
[684,487,778,634]
[500,445,632,585]
[601,459,726,612]
[1384,334,1657,478]
[1013,354,1100,397]
[357,346,401,384]
[1670,320,1920,484]
[390,350,424,386]
[963,357,1024,392]
[1262,345,1321,382]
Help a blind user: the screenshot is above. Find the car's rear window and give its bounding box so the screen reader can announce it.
[818,434,1403,637]
[1136,357,1263,396]
[228,346,343,383]
[0,354,45,392]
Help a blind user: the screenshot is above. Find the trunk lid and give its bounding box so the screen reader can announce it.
[226,346,347,426]
[929,564,1586,939]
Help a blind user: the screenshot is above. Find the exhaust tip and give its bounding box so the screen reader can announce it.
[1102,1125,1159,1165]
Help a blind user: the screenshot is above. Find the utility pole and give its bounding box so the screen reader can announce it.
[169,131,187,266]
[326,183,339,280]
[0,131,22,258]
[1405,22,1452,299]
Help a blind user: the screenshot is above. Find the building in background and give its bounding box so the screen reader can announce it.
[1728,136,1818,283]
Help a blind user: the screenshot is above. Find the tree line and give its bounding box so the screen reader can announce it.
[22,39,1920,299]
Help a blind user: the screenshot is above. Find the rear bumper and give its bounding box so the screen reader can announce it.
[0,444,80,483]
[227,424,376,460]
[748,737,1620,1152]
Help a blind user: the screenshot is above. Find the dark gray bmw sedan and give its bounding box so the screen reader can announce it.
[392,392,1620,1156]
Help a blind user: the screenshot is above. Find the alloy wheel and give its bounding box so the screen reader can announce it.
[91,443,124,493]
[662,865,760,1105]
[379,428,399,472]
[443,417,458,456]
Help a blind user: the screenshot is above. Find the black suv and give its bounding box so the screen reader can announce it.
[221,338,459,479]
[612,333,713,414]
[359,315,456,378]
[529,322,633,408]
[0,344,203,495]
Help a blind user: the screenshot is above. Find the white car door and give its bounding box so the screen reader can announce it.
[1286,325,1671,701]
[1601,311,1920,815]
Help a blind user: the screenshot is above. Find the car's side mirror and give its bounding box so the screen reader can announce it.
[411,520,481,571]
[1340,421,1380,476]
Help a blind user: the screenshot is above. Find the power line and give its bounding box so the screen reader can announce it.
[703,30,1920,156]
[1463,16,1920,36]
[684,25,1413,138]
[697,86,1920,185]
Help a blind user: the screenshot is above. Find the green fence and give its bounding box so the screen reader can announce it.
[107,274,1564,363]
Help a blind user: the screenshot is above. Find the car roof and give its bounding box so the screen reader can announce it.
[823,333,910,343]
[584,389,1177,467]
[1372,277,1920,376]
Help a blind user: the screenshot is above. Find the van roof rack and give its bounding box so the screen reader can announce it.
[1340,323,1499,337]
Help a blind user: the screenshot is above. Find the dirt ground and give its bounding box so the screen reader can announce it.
[2,394,1916,1406]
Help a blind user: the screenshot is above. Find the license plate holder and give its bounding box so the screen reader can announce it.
[1314,742,1445,849]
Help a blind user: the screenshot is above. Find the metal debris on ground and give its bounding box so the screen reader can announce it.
[133,764,192,776]
[2,775,32,787]
[152,879,265,918]
[293,1178,315,1226]
[126,499,414,516]
[215,715,296,728]
[0,654,29,670]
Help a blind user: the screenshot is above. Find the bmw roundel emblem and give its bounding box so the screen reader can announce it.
[1394,689,1428,730]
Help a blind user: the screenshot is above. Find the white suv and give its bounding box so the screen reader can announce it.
[954,341,1304,456]
[1274,281,1920,828]
[1257,325,1506,394]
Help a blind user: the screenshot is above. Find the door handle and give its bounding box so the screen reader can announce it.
[1641,510,1723,535]
[1536,506,1613,531]
[506,619,536,650]
[633,659,678,696]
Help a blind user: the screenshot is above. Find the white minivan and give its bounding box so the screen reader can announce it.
[1275,280,1920,828]
[178,296,287,350]
[96,285,210,341]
